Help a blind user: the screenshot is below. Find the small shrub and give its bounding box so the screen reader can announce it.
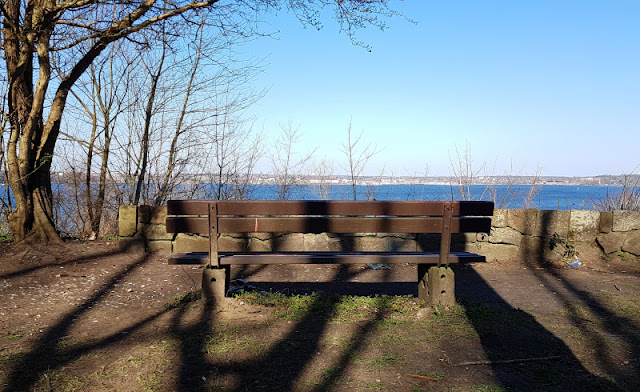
[548,233,577,261]
[593,170,640,211]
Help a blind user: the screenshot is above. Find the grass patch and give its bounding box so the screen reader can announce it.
[362,380,386,390]
[373,332,410,346]
[33,369,85,392]
[237,292,420,322]
[368,351,404,370]
[166,290,201,310]
[472,385,508,392]
[0,352,27,366]
[206,335,263,356]
[4,330,23,340]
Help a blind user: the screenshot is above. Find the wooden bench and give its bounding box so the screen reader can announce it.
[166,200,493,305]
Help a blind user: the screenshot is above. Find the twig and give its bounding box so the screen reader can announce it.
[452,355,561,367]
[411,374,439,381]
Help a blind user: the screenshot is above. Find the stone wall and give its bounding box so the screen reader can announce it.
[118,206,640,262]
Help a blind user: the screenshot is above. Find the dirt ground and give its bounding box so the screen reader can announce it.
[1,241,639,391]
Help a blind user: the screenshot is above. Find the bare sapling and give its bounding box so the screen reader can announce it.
[340,120,381,200]
[448,142,486,201]
[593,166,640,211]
[270,122,317,200]
[308,158,336,200]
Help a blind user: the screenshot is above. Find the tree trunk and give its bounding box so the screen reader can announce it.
[8,162,62,243]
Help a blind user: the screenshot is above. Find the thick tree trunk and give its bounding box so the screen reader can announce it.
[8,164,62,243]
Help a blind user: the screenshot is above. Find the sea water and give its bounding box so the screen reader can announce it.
[0,183,624,211]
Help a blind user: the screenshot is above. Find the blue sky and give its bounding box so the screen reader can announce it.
[243,1,639,177]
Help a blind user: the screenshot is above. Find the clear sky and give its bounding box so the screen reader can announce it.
[243,0,639,177]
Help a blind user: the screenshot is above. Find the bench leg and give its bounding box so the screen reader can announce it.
[418,265,456,306]
[202,266,230,305]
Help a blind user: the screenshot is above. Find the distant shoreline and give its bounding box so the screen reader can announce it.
[2,173,638,188]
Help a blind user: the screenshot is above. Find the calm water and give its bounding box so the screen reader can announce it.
[0,183,624,211]
[249,184,619,210]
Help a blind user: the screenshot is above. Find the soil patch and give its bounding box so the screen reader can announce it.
[1,241,639,391]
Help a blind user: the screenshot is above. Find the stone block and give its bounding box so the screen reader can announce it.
[600,212,613,233]
[304,233,330,251]
[219,235,248,252]
[146,240,172,253]
[492,209,507,228]
[251,232,275,241]
[173,233,209,253]
[507,209,539,236]
[119,236,145,253]
[622,231,640,255]
[537,210,570,238]
[272,233,304,251]
[475,242,519,262]
[138,205,151,224]
[385,235,417,252]
[573,243,605,263]
[518,236,549,262]
[352,235,387,252]
[596,232,624,254]
[149,206,168,224]
[328,234,358,252]
[140,223,173,240]
[455,233,478,244]
[249,235,273,252]
[569,210,600,242]
[489,227,522,246]
[118,205,138,237]
[613,211,640,232]
[476,232,490,242]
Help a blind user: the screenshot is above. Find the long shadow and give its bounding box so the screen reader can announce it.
[0,243,139,280]
[522,211,640,389]
[224,260,417,392]
[246,280,415,296]
[455,208,637,391]
[4,247,165,391]
[456,266,620,391]
[165,263,365,392]
[169,289,218,391]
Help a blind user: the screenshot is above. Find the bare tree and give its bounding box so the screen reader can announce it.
[308,157,336,200]
[59,39,135,236]
[1,0,402,242]
[340,120,381,200]
[448,141,487,201]
[270,122,316,200]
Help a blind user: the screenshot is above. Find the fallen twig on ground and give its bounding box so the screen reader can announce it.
[452,355,562,367]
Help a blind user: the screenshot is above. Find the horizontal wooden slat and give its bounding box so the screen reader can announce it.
[167,200,494,217]
[166,216,491,234]
[168,251,486,265]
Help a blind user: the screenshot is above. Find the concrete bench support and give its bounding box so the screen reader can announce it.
[418,265,456,306]
[202,267,230,305]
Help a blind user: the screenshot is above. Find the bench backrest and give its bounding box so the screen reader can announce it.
[166,200,494,267]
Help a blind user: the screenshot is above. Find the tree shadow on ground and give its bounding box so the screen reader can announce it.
[3,248,173,391]
[518,211,639,390]
[168,263,382,392]
[454,209,638,391]
[456,265,623,391]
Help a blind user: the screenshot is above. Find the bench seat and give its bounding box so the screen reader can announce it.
[169,251,487,265]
